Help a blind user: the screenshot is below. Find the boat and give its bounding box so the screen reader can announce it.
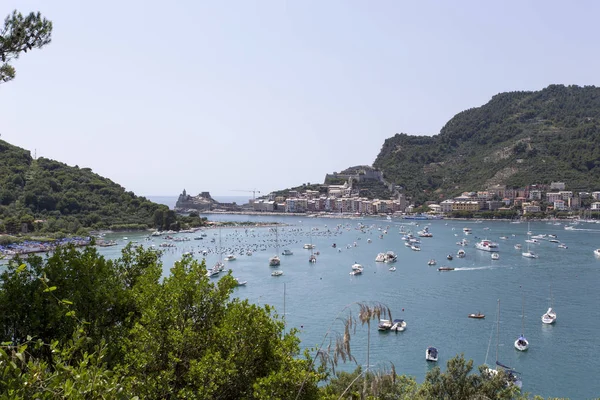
[468,312,485,319]
[271,270,283,277]
[411,245,421,251]
[224,254,236,261]
[541,285,557,324]
[349,268,363,276]
[378,319,393,331]
[438,266,454,271]
[351,262,363,270]
[456,238,469,246]
[391,319,407,332]
[383,251,398,263]
[475,239,499,252]
[303,243,315,249]
[514,293,529,351]
[594,249,600,257]
[269,255,281,266]
[558,243,568,249]
[514,244,522,250]
[427,259,436,266]
[457,249,466,258]
[491,252,500,260]
[522,242,538,259]
[234,278,247,286]
[389,266,396,272]
[309,254,317,263]
[375,252,386,262]
[486,299,523,389]
[282,249,293,256]
[446,254,453,260]
[270,228,282,266]
[425,346,438,362]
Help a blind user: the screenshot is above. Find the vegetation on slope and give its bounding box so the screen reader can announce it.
[0,139,204,235]
[374,84,600,203]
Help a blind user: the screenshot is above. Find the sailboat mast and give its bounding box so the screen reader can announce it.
[283,283,286,337]
[521,293,525,336]
[496,299,500,363]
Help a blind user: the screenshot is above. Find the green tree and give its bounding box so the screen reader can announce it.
[0,10,52,84]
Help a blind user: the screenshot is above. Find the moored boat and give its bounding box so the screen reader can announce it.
[468,312,485,319]
[427,259,436,266]
[438,266,454,271]
[271,270,283,277]
[425,346,438,362]
[390,319,407,332]
[491,252,500,260]
[475,239,499,252]
[378,319,393,331]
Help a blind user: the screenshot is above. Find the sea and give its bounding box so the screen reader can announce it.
[94,215,600,399]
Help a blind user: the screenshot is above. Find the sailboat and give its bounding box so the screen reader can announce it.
[514,293,529,351]
[269,227,281,267]
[521,239,538,259]
[487,299,523,389]
[308,228,317,263]
[542,285,557,324]
[214,227,225,271]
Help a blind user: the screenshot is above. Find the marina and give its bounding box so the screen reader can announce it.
[14,214,600,399]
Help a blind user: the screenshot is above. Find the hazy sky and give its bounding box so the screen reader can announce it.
[2,1,599,198]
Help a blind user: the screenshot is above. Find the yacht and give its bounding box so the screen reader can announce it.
[269,255,281,267]
[383,251,398,263]
[375,252,386,262]
[378,319,393,331]
[351,262,363,270]
[522,250,538,259]
[475,239,499,252]
[542,308,557,324]
[391,319,407,332]
[426,346,439,362]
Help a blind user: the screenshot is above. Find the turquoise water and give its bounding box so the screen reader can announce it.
[100,216,600,399]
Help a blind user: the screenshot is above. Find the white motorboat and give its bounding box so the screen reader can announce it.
[378,319,393,331]
[594,248,600,257]
[375,252,386,262]
[224,254,236,261]
[514,244,522,250]
[491,252,500,260]
[456,238,469,246]
[303,243,315,249]
[234,278,247,286]
[427,259,437,266]
[282,249,293,256]
[269,255,281,267]
[309,254,317,263]
[383,251,398,263]
[411,245,421,251]
[351,262,363,270]
[558,243,568,249]
[391,319,407,332]
[271,270,283,277]
[389,266,396,272]
[457,249,466,258]
[349,268,363,276]
[425,346,438,362]
[475,239,499,252]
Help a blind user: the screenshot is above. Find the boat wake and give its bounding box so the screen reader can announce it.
[454,266,496,271]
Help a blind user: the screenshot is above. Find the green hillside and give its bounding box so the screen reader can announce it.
[0,139,193,235]
[373,84,600,203]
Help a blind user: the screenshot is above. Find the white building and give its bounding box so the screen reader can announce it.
[591,202,600,210]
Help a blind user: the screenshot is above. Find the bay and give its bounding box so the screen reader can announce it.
[99,216,600,399]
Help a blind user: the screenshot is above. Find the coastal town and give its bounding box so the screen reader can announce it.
[176,168,600,218]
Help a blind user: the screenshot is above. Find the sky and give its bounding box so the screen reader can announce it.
[2,1,600,198]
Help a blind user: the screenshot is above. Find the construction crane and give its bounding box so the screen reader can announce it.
[232,189,261,201]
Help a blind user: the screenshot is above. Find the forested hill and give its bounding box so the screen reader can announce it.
[373,84,600,203]
[0,139,177,234]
